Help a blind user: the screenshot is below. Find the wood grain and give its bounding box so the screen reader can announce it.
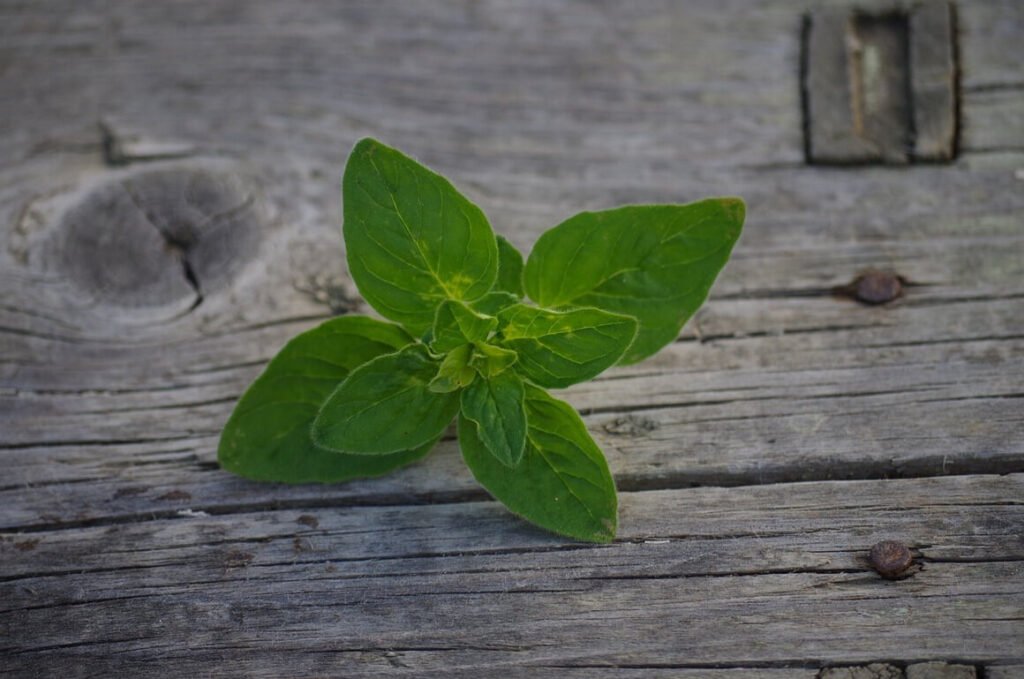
[910,2,958,161]
[3,475,1022,677]
[1,0,1022,676]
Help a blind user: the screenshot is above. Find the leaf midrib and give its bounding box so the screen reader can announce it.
[368,154,459,300]
[550,211,725,307]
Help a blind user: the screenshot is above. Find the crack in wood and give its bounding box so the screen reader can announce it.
[6,469,1024,535]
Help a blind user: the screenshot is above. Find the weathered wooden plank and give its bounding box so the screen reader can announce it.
[0,1,1019,358]
[2,474,1021,677]
[802,1,959,163]
[910,2,958,161]
[804,9,914,164]
[5,146,1022,351]
[820,667,904,679]
[0,0,1019,532]
[3,235,1022,530]
[960,88,1024,153]
[822,665,983,679]
[906,663,978,679]
[804,9,868,163]
[0,0,1016,175]
[4,293,1022,438]
[957,0,1024,90]
[987,666,1024,679]
[1,0,1023,675]
[2,295,1021,530]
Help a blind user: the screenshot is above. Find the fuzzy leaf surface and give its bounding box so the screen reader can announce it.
[432,299,497,353]
[344,138,498,335]
[459,384,617,543]
[494,235,525,297]
[460,370,527,467]
[523,198,744,363]
[497,303,637,388]
[312,343,459,454]
[218,317,434,482]
[470,291,519,316]
[470,342,518,378]
[428,344,477,393]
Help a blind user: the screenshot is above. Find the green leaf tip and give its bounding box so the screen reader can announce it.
[523,197,744,364]
[311,343,460,455]
[428,343,477,393]
[497,303,638,389]
[432,299,498,353]
[494,235,525,297]
[218,139,743,544]
[460,370,527,468]
[343,137,499,337]
[459,384,617,543]
[216,316,434,483]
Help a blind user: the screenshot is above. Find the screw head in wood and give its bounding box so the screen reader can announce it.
[853,271,903,305]
[869,540,914,579]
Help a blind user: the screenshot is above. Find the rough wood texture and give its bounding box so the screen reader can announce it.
[910,2,958,161]
[1,1,1022,677]
[804,2,960,164]
[822,663,980,679]
[3,475,1023,677]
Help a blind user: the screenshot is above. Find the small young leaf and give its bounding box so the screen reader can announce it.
[459,383,617,543]
[496,303,638,389]
[494,235,525,297]
[460,370,527,467]
[312,343,459,454]
[344,138,498,336]
[469,342,518,378]
[523,198,744,364]
[470,291,519,316]
[428,343,477,393]
[431,299,497,353]
[218,317,434,483]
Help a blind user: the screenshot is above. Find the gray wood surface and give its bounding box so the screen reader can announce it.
[910,2,958,161]
[1,1,1022,677]
[4,474,1023,677]
[804,2,959,164]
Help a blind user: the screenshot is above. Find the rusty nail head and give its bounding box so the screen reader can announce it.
[853,270,903,305]
[869,540,914,579]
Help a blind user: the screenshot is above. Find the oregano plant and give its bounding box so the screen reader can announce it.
[218,138,745,543]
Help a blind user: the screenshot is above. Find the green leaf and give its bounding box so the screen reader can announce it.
[428,343,477,393]
[470,342,518,378]
[523,198,744,364]
[312,343,459,454]
[459,383,617,543]
[460,370,527,467]
[431,299,497,353]
[343,138,499,336]
[496,303,638,389]
[218,316,434,483]
[495,235,525,297]
[470,291,519,316]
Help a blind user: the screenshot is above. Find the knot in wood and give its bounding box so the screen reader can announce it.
[51,167,265,314]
